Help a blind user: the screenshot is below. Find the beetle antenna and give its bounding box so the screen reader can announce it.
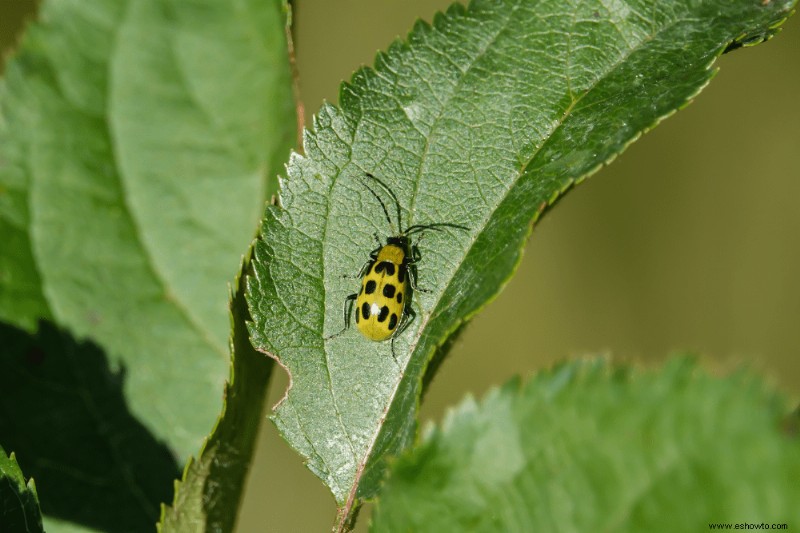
[359,175,395,233]
[364,173,403,232]
[405,222,468,236]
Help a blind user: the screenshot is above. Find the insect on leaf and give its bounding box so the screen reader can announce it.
[246,0,796,525]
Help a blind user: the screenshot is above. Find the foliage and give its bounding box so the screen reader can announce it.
[372,358,800,532]
[0,446,43,533]
[0,0,294,529]
[0,0,796,530]
[245,0,795,526]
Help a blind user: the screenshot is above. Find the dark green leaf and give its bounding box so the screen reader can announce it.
[372,357,800,531]
[0,446,43,533]
[246,0,795,523]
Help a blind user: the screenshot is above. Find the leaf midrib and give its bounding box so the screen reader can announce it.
[315,2,525,505]
[334,0,525,515]
[424,7,688,328]
[407,1,521,227]
[344,3,691,511]
[108,0,228,360]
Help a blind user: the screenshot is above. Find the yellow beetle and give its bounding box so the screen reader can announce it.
[329,173,467,359]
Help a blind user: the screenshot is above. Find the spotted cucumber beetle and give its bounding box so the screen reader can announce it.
[327,173,467,360]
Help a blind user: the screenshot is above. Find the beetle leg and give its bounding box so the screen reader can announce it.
[406,245,430,293]
[390,337,400,366]
[353,260,373,279]
[342,251,378,280]
[412,241,423,262]
[325,293,358,340]
[395,304,416,336]
[390,304,417,366]
[408,262,430,293]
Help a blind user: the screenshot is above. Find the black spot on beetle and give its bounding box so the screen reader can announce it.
[378,305,389,322]
[376,261,395,276]
[397,267,405,283]
[362,302,370,319]
[383,284,395,298]
[388,313,398,330]
[396,292,403,304]
[365,279,376,294]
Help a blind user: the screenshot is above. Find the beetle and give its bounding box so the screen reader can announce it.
[327,172,467,361]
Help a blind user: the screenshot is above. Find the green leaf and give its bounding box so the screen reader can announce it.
[0,446,43,533]
[0,0,295,530]
[0,0,293,464]
[246,0,795,523]
[372,358,800,531]
[159,251,274,532]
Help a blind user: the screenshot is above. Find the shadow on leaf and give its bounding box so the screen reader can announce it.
[0,321,180,531]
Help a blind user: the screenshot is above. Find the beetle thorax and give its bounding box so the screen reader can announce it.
[376,243,406,264]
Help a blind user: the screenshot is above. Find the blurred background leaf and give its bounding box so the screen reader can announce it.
[0,0,294,530]
[372,357,800,532]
